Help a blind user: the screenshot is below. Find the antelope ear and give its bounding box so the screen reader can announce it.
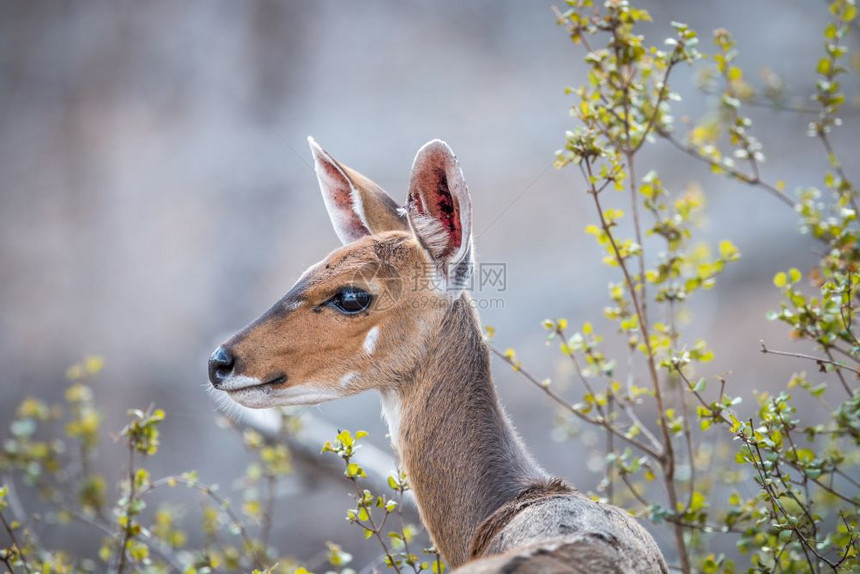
[309,137,407,245]
[406,140,473,290]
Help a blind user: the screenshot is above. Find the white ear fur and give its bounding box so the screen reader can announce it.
[309,136,371,245]
[407,140,473,291]
[409,211,453,259]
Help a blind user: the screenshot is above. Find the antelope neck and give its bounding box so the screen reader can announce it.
[391,295,548,566]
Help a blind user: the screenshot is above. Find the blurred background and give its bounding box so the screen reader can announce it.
[1,0,858,568]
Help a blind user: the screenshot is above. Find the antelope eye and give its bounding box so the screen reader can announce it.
[329,286,373,315]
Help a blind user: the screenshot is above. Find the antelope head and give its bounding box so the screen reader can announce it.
[208,138,473,409]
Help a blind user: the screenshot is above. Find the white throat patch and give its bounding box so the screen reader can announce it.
[339,372,358,388]
[379,390,402,450]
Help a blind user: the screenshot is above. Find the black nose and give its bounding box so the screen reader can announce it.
[208,346,235,388]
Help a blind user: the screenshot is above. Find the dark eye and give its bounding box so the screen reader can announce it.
[329,286,373,315]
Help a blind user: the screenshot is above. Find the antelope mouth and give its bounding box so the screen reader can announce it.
[264,373,288,386]
[221,373,288,394]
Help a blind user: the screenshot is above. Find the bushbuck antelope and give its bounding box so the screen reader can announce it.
[208,139,668,573]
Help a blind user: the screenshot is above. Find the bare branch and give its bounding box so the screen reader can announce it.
[760,340,859,393]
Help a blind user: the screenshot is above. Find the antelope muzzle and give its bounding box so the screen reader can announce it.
[208,346,235,388]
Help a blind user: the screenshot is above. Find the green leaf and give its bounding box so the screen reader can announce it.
[788,268,801,283]
[718,239,740,261]
[337,430,354,448]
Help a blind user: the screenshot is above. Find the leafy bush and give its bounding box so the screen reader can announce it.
[0,358,302,573]
[489,1,860,571]
[0,361,440,574]
[3,1,860,573]
[320,430,444,574]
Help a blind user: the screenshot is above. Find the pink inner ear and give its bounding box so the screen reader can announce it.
[434,168,460,238]
[317,157,369,242]
[414,165,462,257]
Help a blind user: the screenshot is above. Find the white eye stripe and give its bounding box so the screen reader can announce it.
[363,326,380,355]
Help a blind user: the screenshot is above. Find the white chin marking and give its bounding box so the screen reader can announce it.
[363,326,380,355]
[225,382,341,409]
[224,386,277,409]
[218,375,263,392]
[380,389,402,450]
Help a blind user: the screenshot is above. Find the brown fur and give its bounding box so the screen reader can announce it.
[470,478,574,559]
[395,295,550,565]
[223,231,442,404]
[214,139,668,572]
[466,492,668,572]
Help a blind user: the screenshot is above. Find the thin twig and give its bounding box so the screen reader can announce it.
[760,340,860,385]
[658,130,797,209]
[490,346,663,460]
[346,473,401,574]
[140,476,267,570]
[0,509,32,574]
[618,473,738,534]
[113,444,135,574]
[583,156,690,572]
